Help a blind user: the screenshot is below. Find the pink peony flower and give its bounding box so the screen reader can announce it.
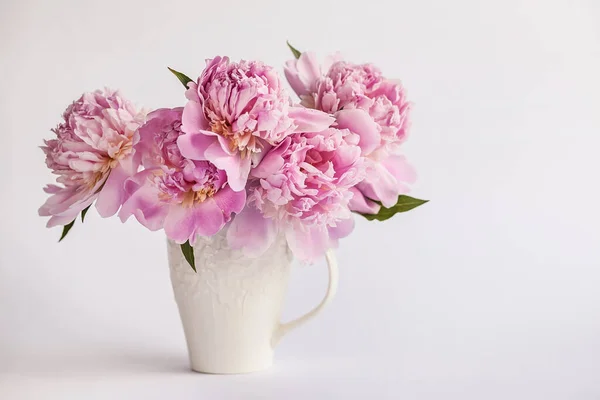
[39,89,146,227]
[178,56,334,192]
[285,53,415,211]
[227,124,364,262]
[348,155,417,213]
[119,108,245,244]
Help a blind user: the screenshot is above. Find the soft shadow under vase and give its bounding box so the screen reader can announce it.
[167,229,338,374]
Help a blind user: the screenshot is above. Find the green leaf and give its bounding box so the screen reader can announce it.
[287,41,302,59]
[59,220,75,242]
[180,240,196,272]
[168,67,193,88]
[81,205,91,222]
[359,195,429,222]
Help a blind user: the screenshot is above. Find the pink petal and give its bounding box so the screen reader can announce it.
[212,186,247,215]
[322,52,344,72]
[284,60,308,96]
[348,187,381,214]
[251,138,291,178]
[40,181,100,222]
[382,155,417,186]
[328,216,355,240]
[45,196,95,228]
[226,205,277,258]
[204,142,250,192]
[295,52,322,93]
[95,165,129,217]
[285,223,329,263]
[289,107,334,133]
[181,100,208,134]
[335,109,381,155]
[46,213,78,228]
[164,200,225,244]
[357,161,399,208]
[118,174,168,231]
[177,131,217,161]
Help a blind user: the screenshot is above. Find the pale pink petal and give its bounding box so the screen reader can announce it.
[227,205,278,258]
[177,131,217,161]
[322,52,344,72]
[285,223,329,263]
[328,216,355,240]
[118,173,169,231]
[164,200,225,244]
[251,138,291,178]
[382,155,417,186]
[46,214,78,228]
[295,52,322,93]
[334,109,381,155]
[181,100,208,134]
[204,142,249,191]
[95,165,129,217]
[40,185,97,217]
[45,195,95,228]
[289,107,334,132]
[357,161,399,208]
[284,60,308,96]
[348,187,381,214]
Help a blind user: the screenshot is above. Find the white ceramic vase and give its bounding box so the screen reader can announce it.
[166,228,338,374]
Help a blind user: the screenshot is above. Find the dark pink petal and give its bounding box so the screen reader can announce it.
[226,205,278,258]
[334,109,381,155]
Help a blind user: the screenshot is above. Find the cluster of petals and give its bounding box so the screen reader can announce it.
[118,108,245,244]
[227,126,364,261]
[284,53,416,212]
[178,56,332,192]
[40,52,417,262]
[39,89,146,227]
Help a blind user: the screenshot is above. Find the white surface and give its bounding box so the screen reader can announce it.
[1,0,599,398]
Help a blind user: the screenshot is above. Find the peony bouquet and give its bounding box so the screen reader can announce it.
[39,43,427,270]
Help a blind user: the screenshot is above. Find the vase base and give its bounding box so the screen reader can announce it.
[190,360,273,375]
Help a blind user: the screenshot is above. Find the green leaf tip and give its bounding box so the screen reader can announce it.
[59,220,75,242]
[168,67,193,89]
[360,195,429,222]
[180,240,196,272]
[81,205,91,222]
[287,41,302,59]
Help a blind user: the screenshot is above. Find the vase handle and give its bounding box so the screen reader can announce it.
[271,249,339,347]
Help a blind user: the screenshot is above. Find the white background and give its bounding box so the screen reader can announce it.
[1,0,600,398]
